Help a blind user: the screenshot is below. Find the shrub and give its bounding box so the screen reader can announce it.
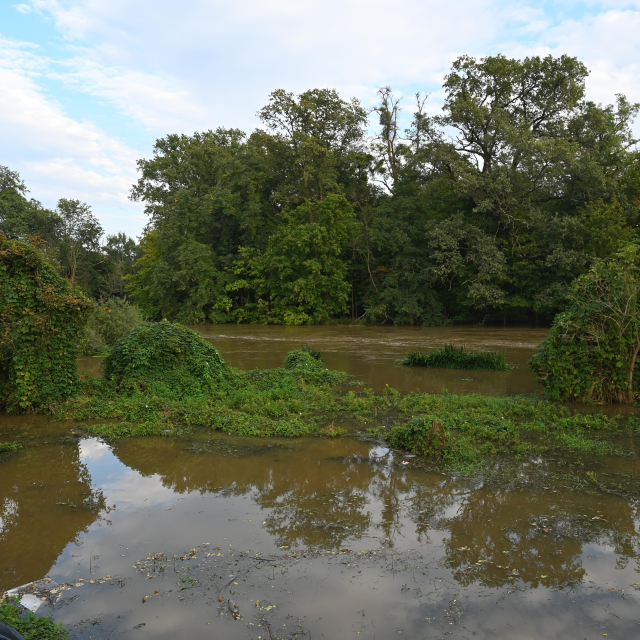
[386,417,453,459]
[0,596,67,639]
[0,235,91,412]
[399,344,511,370]
[102,320,228,395]
[530,242,640,403]
[284,345,325,370]
[80,298,144,356]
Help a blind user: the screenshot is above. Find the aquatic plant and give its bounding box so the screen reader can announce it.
[399,344,511,371]
[0,235,92,412]
[0,442,21,453]
[531,243,640,404]
[102,319,228,395]
[0,596,67,640]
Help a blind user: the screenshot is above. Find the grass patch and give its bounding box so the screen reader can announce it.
[0,596,67,640]
[0,442,21,453]
[399,343,512,370]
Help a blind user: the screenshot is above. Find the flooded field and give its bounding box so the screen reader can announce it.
[79,325,548,394]
[4,326,640,639]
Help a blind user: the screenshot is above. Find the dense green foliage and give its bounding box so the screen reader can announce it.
[0,166,140,300]
[530,242,640,403]
[399,344,511,370]
[80,298,145,356]
[0,597,67,640]
[0,235,91,412]
[375,393,624,468]
[118,54,639,326]
[102,320,228,395]
[0,441,21,453]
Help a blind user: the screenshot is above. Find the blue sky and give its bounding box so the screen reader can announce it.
[1,0,640,238]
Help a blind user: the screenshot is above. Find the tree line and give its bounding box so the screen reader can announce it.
[2,53,639,326]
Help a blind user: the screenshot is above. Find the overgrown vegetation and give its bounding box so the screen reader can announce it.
[58,327,633,469]
[531,242,640,404]
[0,235,92,412]
[399,344,511,370]
[80,298,145,356]
[0,596,67,640]
[102,320,229,395]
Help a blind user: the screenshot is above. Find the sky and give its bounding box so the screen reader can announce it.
[1,0,640,238]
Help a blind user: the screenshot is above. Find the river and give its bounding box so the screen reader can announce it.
[3,326,640,639]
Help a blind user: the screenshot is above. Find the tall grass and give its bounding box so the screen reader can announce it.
[399,343,512,371]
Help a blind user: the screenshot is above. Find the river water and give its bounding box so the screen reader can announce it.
[4,326,640,639]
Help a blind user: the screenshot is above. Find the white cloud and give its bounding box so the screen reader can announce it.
[2,0,639,237]
[0,37,144,235]
[13,4,32,14]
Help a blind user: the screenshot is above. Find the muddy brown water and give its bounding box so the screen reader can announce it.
[79,325,548,394]
[4,326,640,639]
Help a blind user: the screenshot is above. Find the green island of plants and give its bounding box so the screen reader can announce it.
[399,344,512,371]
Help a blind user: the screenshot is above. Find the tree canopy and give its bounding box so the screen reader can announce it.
[4,53,639,326]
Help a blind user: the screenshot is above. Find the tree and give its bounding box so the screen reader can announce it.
[0,166,61,246]
[0,235,91,412]
[530,242,640,404]
[55,198,104,290]
[239,194,358,324]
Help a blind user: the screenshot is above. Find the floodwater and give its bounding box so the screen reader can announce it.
[4,326,640,639]
[79,325,549,394]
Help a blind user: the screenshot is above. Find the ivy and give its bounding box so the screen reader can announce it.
[0,235,91,412]
[530,242,640,404]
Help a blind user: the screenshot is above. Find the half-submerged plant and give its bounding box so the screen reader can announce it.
[399,344,511,371]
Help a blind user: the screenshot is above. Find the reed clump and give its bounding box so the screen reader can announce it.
[399,343,512,371]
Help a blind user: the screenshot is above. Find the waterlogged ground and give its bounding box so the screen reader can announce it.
[4,326,640,639]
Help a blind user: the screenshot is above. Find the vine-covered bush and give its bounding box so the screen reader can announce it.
[102,320,228,395]
[284,345,324,371]
[0,235,91,412]
[530,243,640,404]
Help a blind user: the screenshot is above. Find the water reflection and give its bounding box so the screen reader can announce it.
[0,442,104,590]
[2,431,640,638]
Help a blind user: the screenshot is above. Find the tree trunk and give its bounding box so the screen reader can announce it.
[626,342,640,404]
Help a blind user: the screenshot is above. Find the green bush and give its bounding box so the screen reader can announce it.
[0,596,67,640]
[386,416,454,458]
[530,242,640,403]
[0,235,91,412]
[399,344,511,370]
[284,345,325,370]
[102,320,228,395]
[80,298,144,356]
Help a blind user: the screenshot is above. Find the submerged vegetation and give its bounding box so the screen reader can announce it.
[41,321,631,471]
[399,344,511,370]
